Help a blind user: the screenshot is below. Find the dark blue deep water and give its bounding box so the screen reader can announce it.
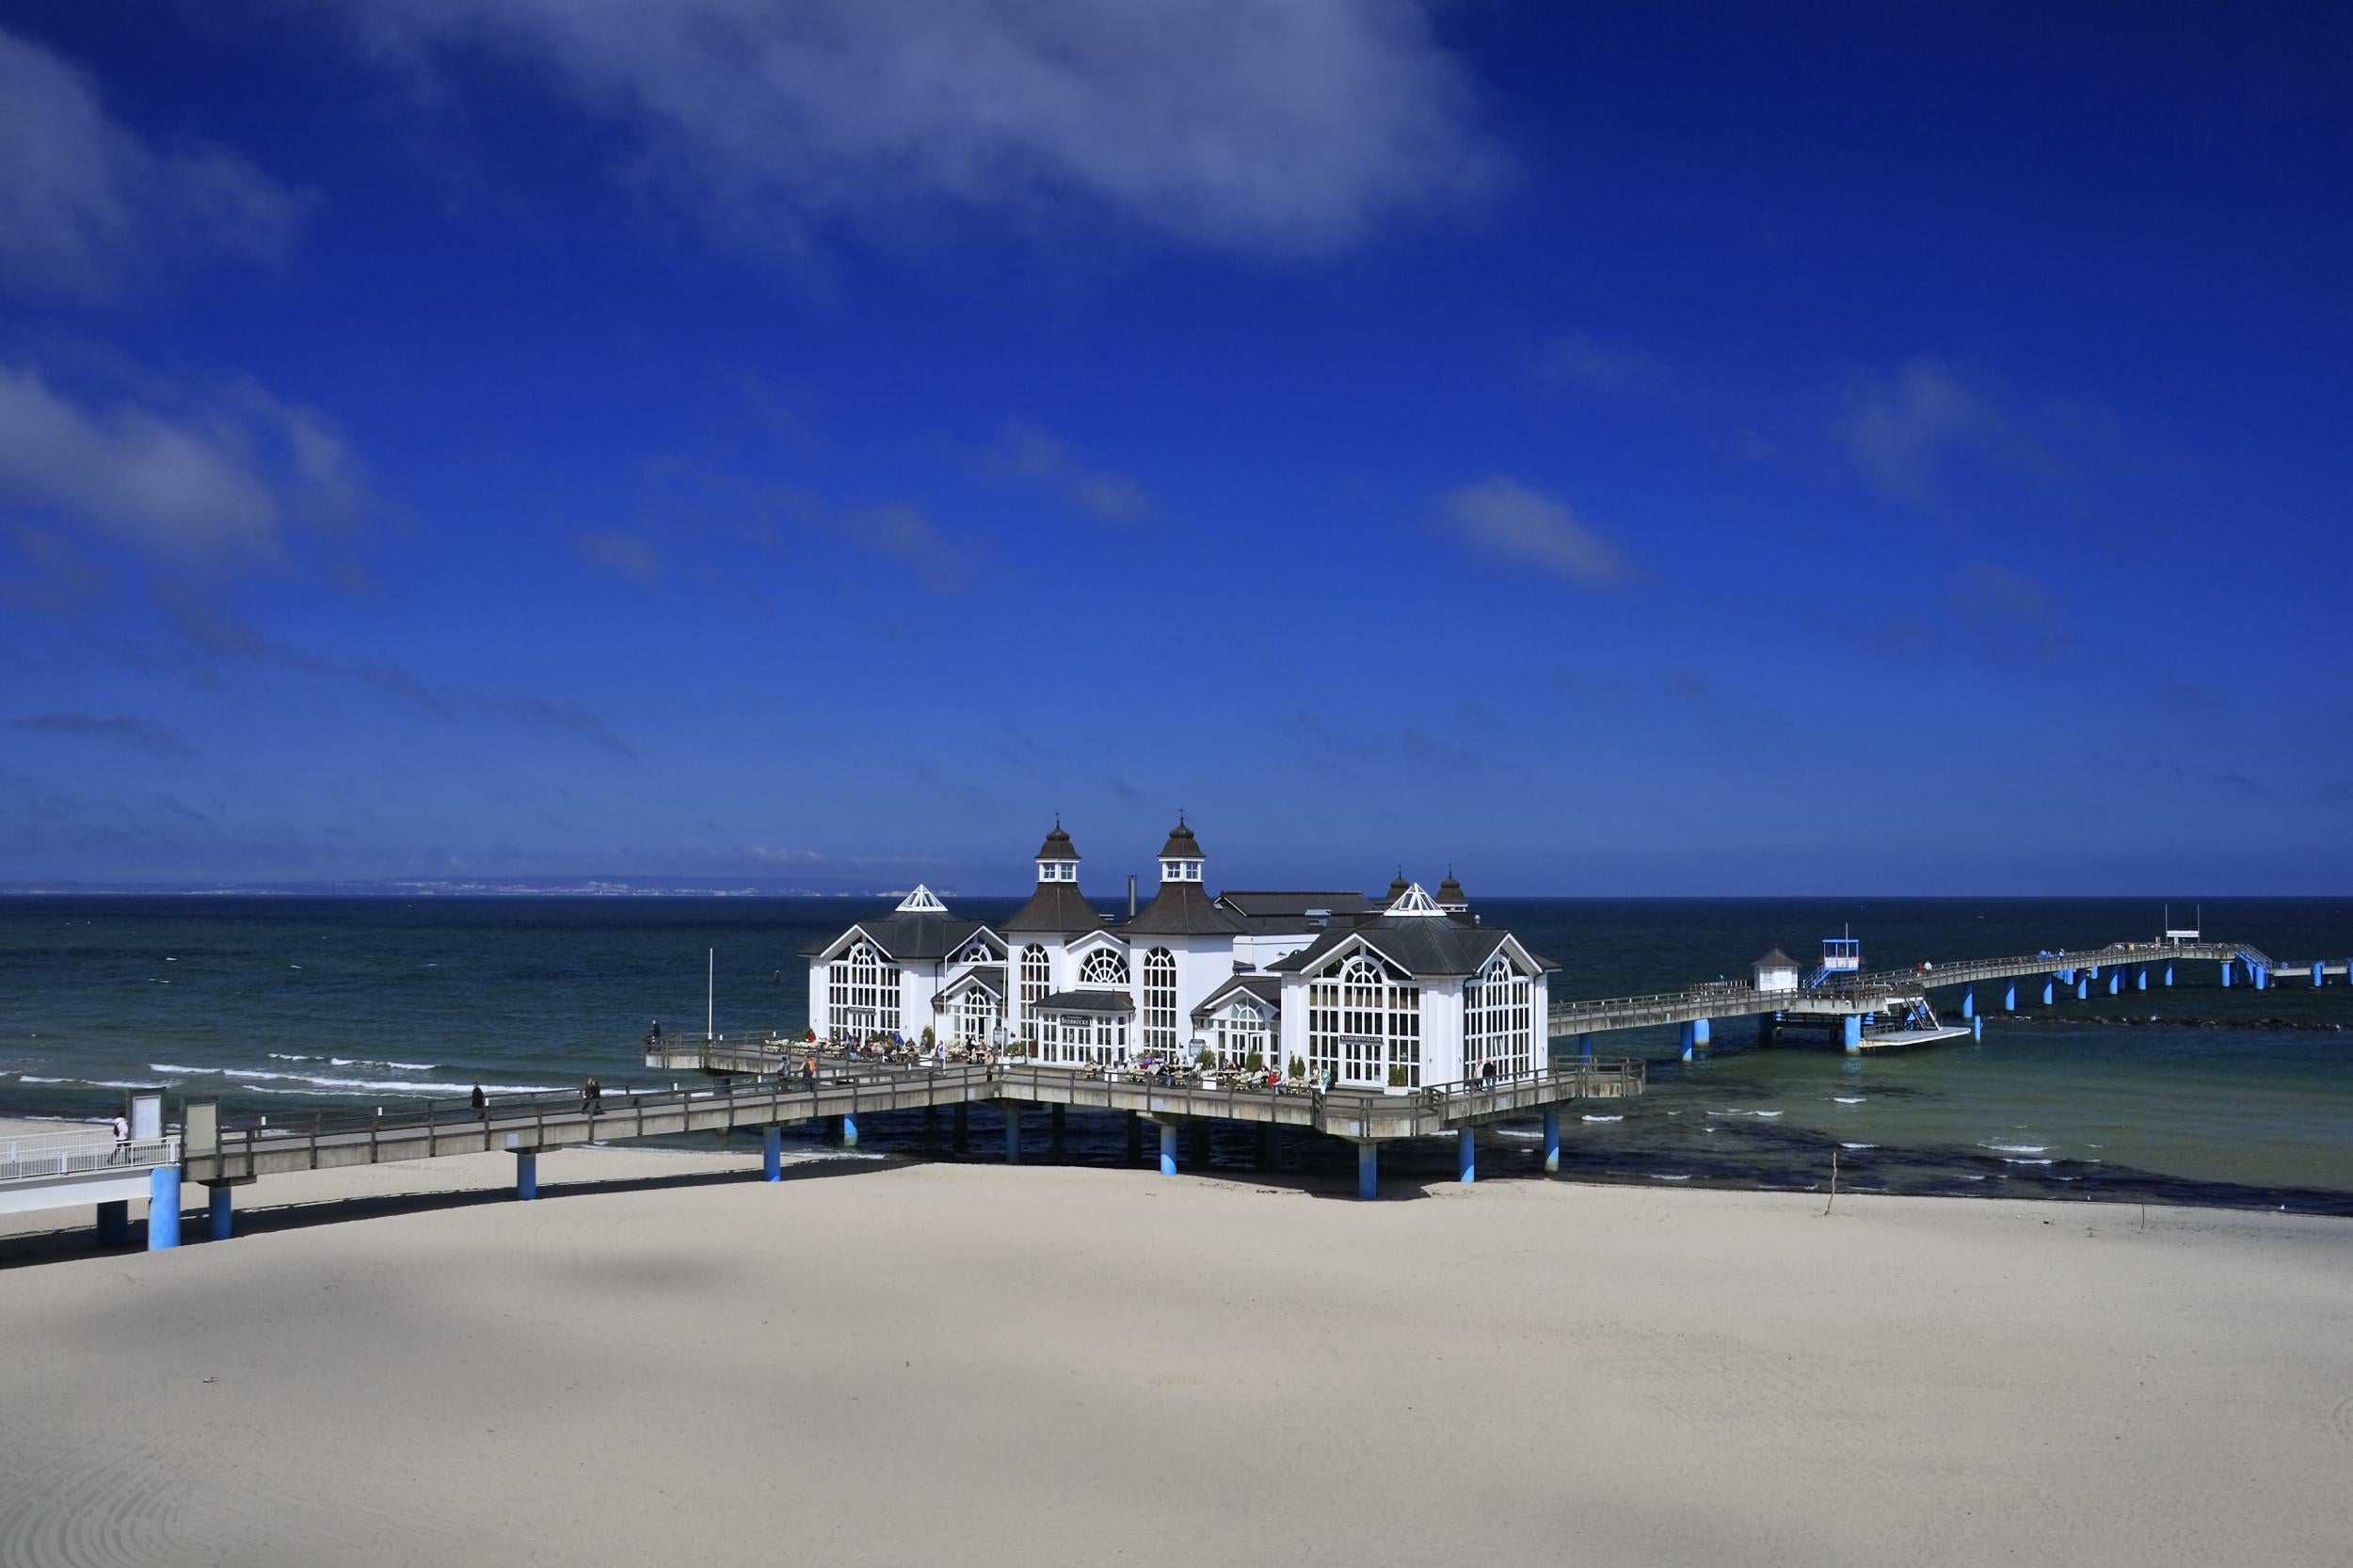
[4,896,2349,1212]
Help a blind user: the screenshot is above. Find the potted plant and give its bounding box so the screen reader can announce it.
[1194,1048,1218,1082]
[1385,1064,1411,1096]
[1243,1049,1265,1076]
[1288,1056,1305,1081]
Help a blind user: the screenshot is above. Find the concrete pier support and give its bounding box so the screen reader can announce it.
[2107,970,2121,995]
[207,1184,232,1241]
[1972,1015,1984,1041]
[96,1199,129,1247]
[1678,1018,1708,1060]
[2003,982,2017,1011]
[2255,963,2269,989]
[1004,1110,1023,1164]
[1543,1109,1561,1174]
[1125,1111,1143,1163]
[1457,1127,1477,1183]
[762,1125,782,1181]
[952,1103,968,1152]
[146,1165,182,1250]
[1961,986,1975,1020]
[2314,962,2326,987]
[2076,976,2089,1000]
[1577,1033,1594,1063]
[2221,960,2233,987]
[1356,1143,1378,1200]
[839,1113,858,1149]
[514,1151,537,1201]
[2041,979,2055,1006]
[2137,967,2149,991]
[2164,962,2174,986]
[1158,1123,1178,1177]
[1842,1015,1863,1052]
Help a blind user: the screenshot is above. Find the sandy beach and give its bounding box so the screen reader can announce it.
[3,1140,2349,1568]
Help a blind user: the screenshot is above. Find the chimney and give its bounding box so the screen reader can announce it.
[1128,873,1137,917]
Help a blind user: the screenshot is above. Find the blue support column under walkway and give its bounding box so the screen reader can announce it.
[207,1184,232,1241]
[1842,1016,1863,1052]
[96,1199,129,1247]
[1356,1144,1378,1200]
[1961,986,1974,1019]
[1004,1110,1023,1164]
[2076,976,2089,1000]
[1543,1110,1561,1175]
[1577,1033,1594,1063]
[1972,1015,1984,1041]
[1678,1018,1709,1060]
[2041,979,2055,1006]
[2315,962,2326,987]
[2221,960,2233,986]
[2257,964,2269,989]
[762,1125,782,1181]
[146,1165,181,1250]
[2003,982,2017,1011]
[515,1151,536,1201]
[2108,970,2121,995]
[840,1113,858,1148]
[2165,962,2175,986]
[2137,967,2149,991]
[1158,1124,1177,1177]
[1457,1127,1476,1183]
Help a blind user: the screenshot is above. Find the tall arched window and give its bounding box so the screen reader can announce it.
[827,940,900,1040]
[1465,952,1534,1078]
[1079,949,1128,987]
[1308,951,1419,1086]
[960,986,995,1046]
[1142,948,1176,1049]
[1214,999,1270,1066]
[1019,945,1049,1040]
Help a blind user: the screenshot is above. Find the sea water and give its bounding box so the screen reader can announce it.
[3,895,2348,1212]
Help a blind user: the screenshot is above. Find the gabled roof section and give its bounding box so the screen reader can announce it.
[1754,948,1797,968]
[1215,890,1376,918]
[1191,971,1284,1019]
[1125,878,1245,937]
[1269,918,1558,981]
[1002,880,1111,935]
[802,911,992,962]
[937,966,1006,1000]
[1034,988,1135,1016]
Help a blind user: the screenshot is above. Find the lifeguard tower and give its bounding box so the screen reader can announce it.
[1805,928,1862,991]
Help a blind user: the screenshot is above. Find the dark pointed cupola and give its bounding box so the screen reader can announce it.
[1003,817,1107,935]
[1124,815,1242,936]
[1435,868,1467,912]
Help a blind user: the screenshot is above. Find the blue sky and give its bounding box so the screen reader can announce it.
[1,2,2347,893]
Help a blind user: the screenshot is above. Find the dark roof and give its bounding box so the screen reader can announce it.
[1385,871,1410,899]
[1754,948,1797,968]
[1123,878,1245,937]
[1002,880,1111,935]
[1270,916,1558,980]
[1035,988,1135,1016]
[1157,819,1203,860]
[1192,972,1283,1018]
[1215,890,1375,918]
[1033,822,1080,861]
[801,912,992,962]
[1435,872,1466,905]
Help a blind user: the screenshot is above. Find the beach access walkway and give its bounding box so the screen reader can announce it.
[27,1054,1643,1251]
[0,1126,184,1245]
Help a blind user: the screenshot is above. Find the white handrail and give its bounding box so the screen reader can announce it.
[0,1133,180,1183]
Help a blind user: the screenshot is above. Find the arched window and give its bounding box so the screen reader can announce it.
[826,940,901,1041]
[1019,945,1049,1040]
[1214,998,1270,1066]
[1079,949,1128,987]
[1465,952,1534,1079]
[960,986,995,1046]
[1307,950,1419,1087]
[1143,947,1176,1049]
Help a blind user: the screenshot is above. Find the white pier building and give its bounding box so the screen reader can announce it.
[804,820,1554,1089]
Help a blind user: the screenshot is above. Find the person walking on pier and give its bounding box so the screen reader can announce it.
[471,1083,487,1118]
[107,1112,130,1163]
[649,1018,662,1044]
[801,1053,817,1092]
[582,1077,602,1115]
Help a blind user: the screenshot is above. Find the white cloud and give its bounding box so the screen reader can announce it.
[0,361,370,563]
[1834,357,2035,504]
[987,423,1153,524]
[328,0,1504,258]
[1535,333,1674,400]
[1435,477,1625,585]
[0,25,308,297]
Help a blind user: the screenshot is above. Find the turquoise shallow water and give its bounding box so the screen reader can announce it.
[3,895,2348,1211]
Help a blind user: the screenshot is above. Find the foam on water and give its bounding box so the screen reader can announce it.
[1841,1142,1876,1150]
[1980,1141,2048,1154]
[2002,1157,2056,1166]
[1833,1096,1865,1104]
[1651,1173,1691,1181]
[1582,1113,1623,1123]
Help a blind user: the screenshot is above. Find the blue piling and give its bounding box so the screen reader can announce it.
[2220,961,2233,987]
[840,1113,858,1148]
[146,1165,181,1250]
[2255,964,2269,990]
[2004,982,2017,1011]
[1356,1143,1378,1200]
[1159,1123,1177,1177]
[515,1151,537,1201]
[762,1125,782,1181]
[1972,1015,1984,1041]
[1457,1127,1477,1183]
[1678,1021,1698,1061]
[2137,967,2149,991]
[1577,1033,1594,1063]
[1843,1015,1863,1052]
[2076,976,2089,1000]
[1961,986,1974,1019]
[1005,1110,1023,1165]
[2164,962,2174,986]
[96,1199,129,1248]
[1543,1109,1561,1175]
[2041,979,2055,1006]
[207,1184,232,1241]
[2107,970,2121,995]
